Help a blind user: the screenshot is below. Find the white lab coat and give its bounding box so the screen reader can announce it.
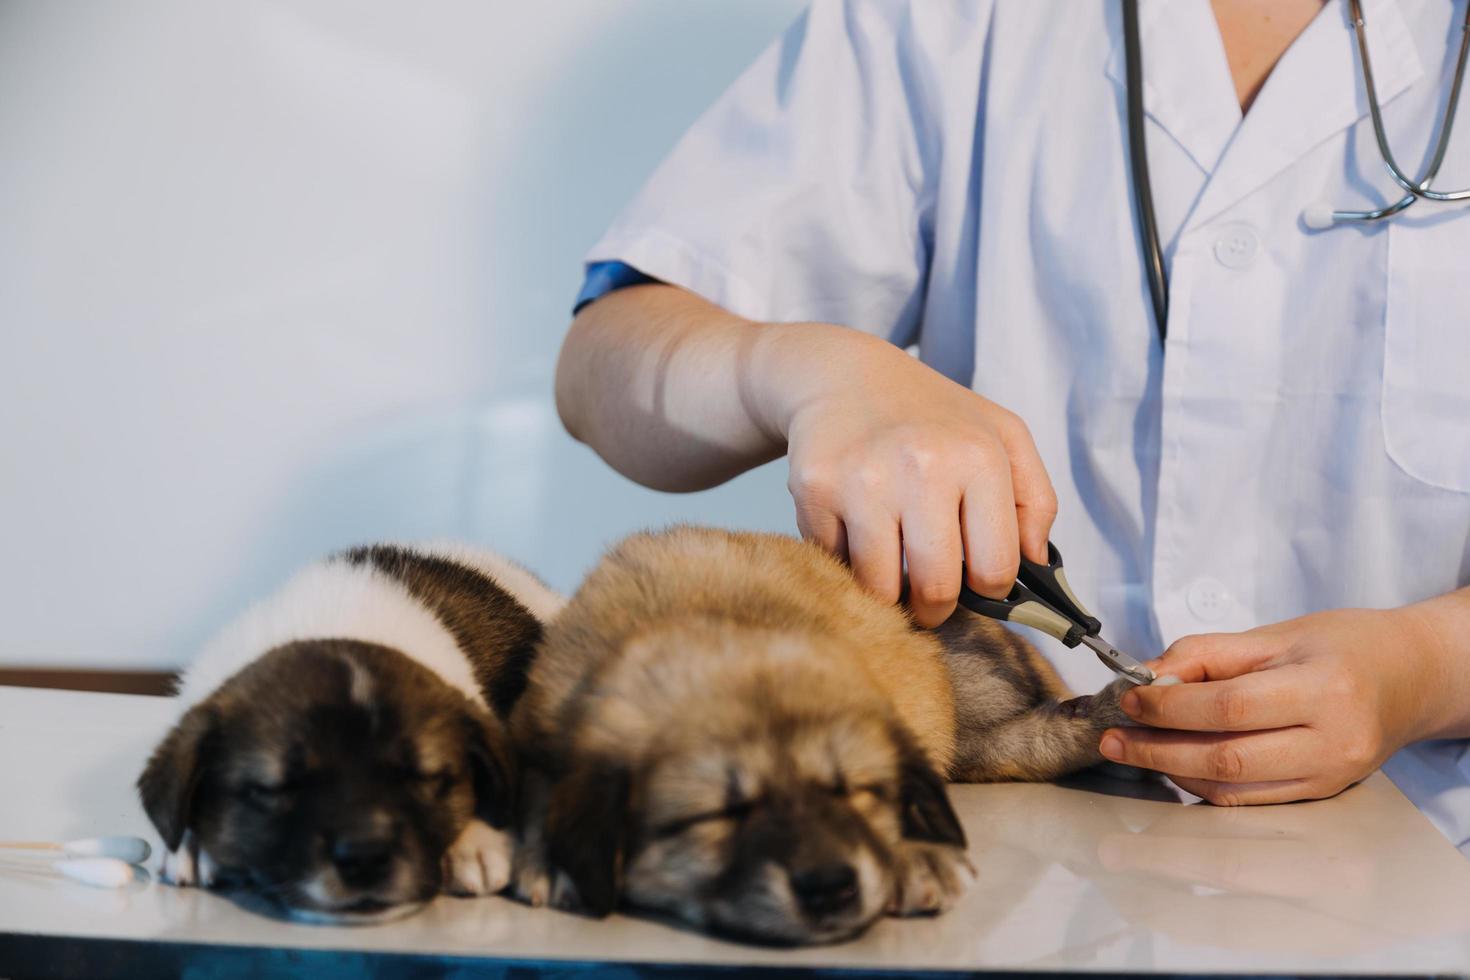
[583,0,1470,853]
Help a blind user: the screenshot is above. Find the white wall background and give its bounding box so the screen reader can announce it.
[0,0,806,671]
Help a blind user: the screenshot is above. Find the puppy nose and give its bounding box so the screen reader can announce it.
[331,833,393,887]
[790,864,859,917]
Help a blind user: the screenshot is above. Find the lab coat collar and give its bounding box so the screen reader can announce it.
[1184,0,1424,231]
[1105,0,1424,232]
[1104,0,1242,177]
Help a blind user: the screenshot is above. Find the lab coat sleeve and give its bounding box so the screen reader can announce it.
[1383,740,1470,859]
[587,0,981,346]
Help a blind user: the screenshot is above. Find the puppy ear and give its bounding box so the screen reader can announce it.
[899,750,967,848]
[137,703,217,851]
[544,763,629,917]
[464,711,518,830]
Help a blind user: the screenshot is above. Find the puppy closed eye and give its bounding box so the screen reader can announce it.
[652,799,760,838]
[413,768,456,797]
[240,780,293,809]
[828,777,891,802]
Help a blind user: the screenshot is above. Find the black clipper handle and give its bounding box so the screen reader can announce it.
[957,576,1087,648]
[1018,542,1102,637]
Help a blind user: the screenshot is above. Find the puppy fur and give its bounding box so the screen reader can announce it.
[510,526,1127,945]
[138,542,562,923]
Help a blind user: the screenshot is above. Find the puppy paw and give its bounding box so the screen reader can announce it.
[157,834,216,887]
[158,831,217,888]
[443,819,513,897]
[1060,678,1135,730]
[1097,678,1140,728]
[886,842,974,917]
[158,847,195,886]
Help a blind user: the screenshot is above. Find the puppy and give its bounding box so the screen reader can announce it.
[510,526,1128,945]
[137,542,562,923]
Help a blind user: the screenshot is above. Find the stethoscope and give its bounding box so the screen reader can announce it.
[1121,0,1470,343]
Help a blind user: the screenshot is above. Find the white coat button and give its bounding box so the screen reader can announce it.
[1186,578,1232,621]
[1213,226,1259,268]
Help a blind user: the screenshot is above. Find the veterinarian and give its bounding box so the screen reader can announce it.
[556,0,1470,854]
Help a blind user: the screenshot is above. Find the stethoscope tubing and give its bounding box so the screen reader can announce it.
[1123,0,1470,336]
[1331,0,1470,223]
[1122,0,1169,345]
[1350,0,1470,204]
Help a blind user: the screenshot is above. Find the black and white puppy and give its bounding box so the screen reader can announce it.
[137,542,562,923]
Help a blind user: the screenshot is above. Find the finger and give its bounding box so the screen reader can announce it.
[795,503,849,564]
[959,465,1020,600]
[900,496,964,628]
[1098,726,1315,784]
[1145,631,1283,684]
[1168,776,1324,807]
[990,412,1057,564]
[1119,668,1313,732]
[845,510,903,605]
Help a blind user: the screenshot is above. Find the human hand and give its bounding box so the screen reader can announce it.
[764,324,1057,627]
[1097,607,1443,804]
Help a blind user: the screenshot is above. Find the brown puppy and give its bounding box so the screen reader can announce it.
[138,542,562,923]
[510,526,1127,945]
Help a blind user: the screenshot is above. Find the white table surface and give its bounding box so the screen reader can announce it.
[2,685,1469,977]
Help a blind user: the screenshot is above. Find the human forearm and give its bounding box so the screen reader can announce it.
[554,284,789,492]
[554,284,921,494]
[1394,586,1470,741]
[555,281,1059,625]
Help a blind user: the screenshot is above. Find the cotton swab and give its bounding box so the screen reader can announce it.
[0,836,151,890]
[0,836,151,864]
[54,857,138,888]
[0,855,139,889]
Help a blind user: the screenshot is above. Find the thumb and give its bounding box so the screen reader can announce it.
[1148,631,1277,684]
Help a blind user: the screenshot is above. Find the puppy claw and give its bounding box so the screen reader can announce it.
[443,819,513,897]
[887,843,973,917]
